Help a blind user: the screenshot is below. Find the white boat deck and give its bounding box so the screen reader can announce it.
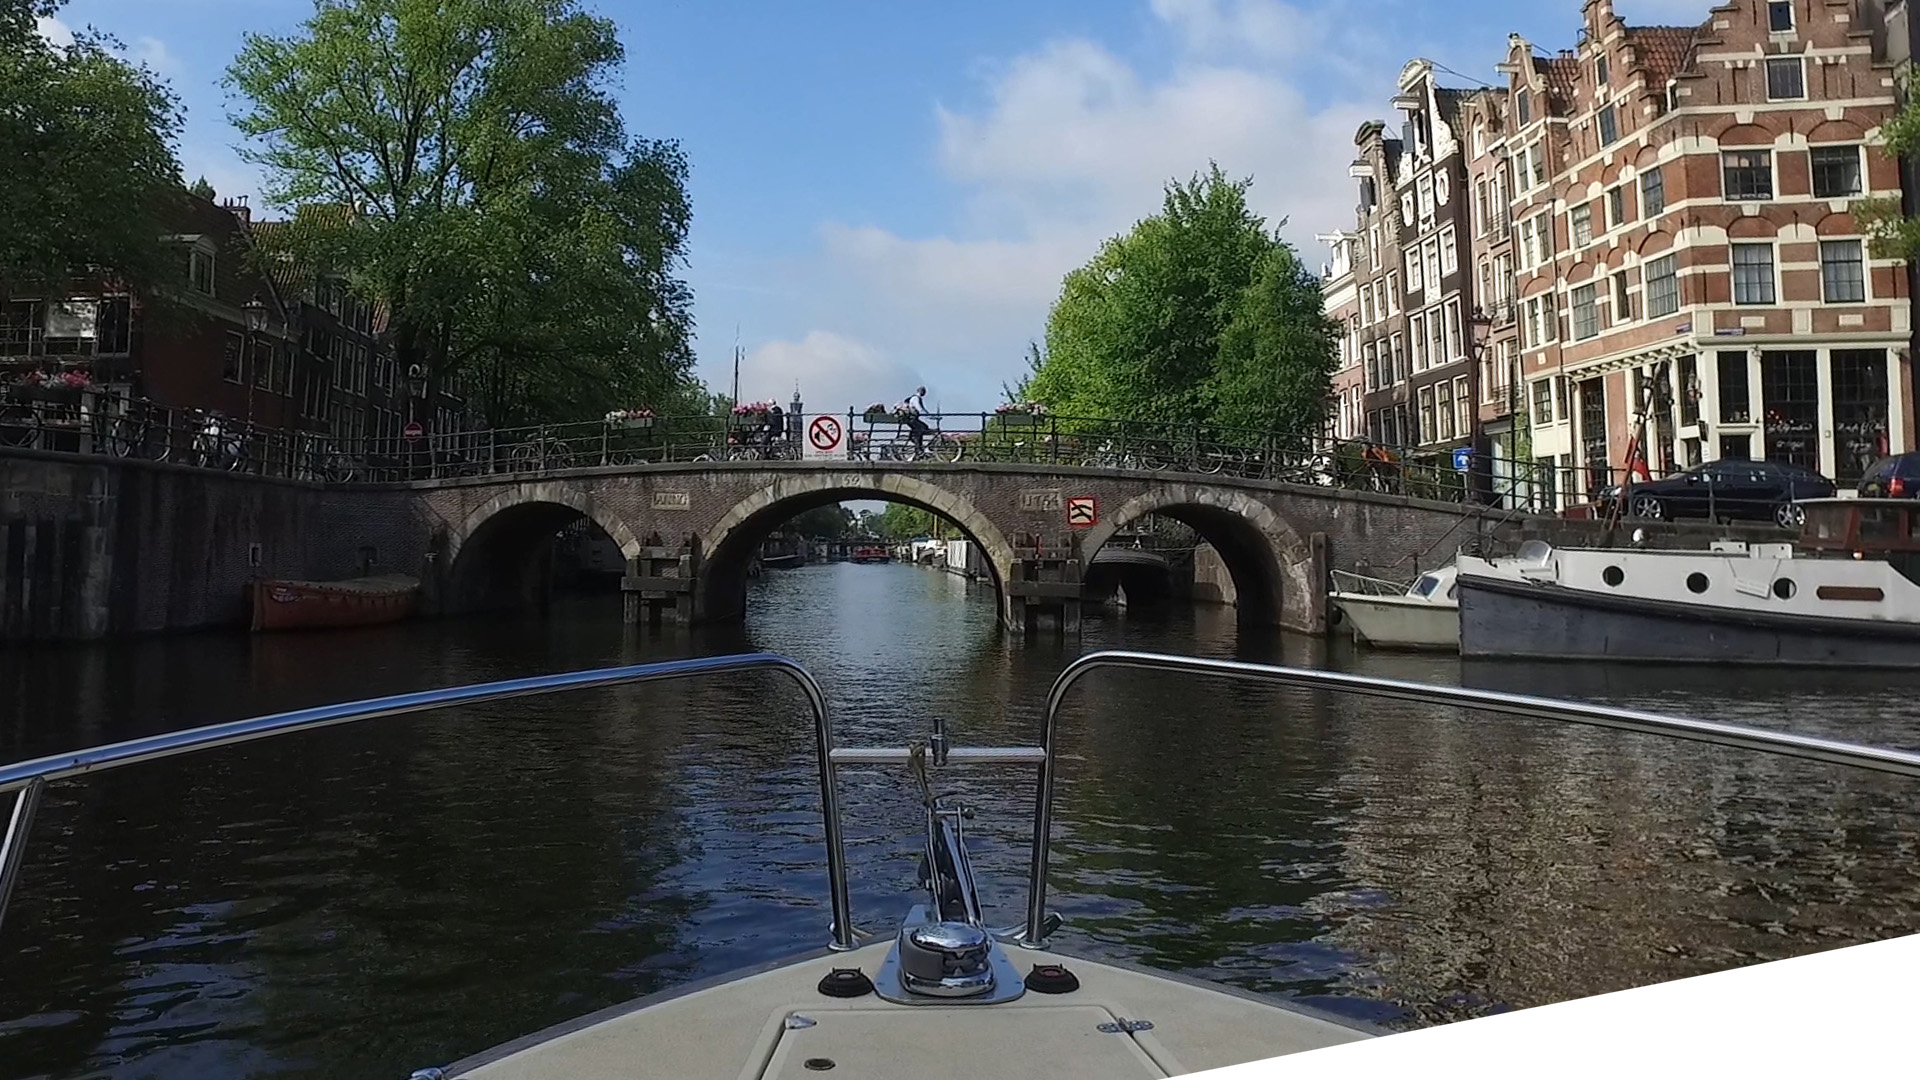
[456,940,1370,1079]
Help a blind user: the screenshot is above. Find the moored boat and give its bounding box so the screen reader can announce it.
[851,545,890,564]
[1328,566,1460,650]
[1455,499,1920,666]
[248,573,420,632]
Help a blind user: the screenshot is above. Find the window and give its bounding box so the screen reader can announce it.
[1597,104,1618,145]
[1389,333,1405,385]
[1767,0,1793,32]
[1424,240,1441,289]
[1596,56,1610,86]
[1386,273,1400,314]
[1641,166,1666,215]
[1722,151,1773,200]
[1832,349,1889,485]
[1572,283,1599,339]
[1475,178,1490,236]
[1517,89,1532,125]
[1607,185,1629,228]
[1644,253,1679,317]
[1821,239,1865,302]
[1444,298,1462,360]
[1571,203,1594,246]
[1811,146,1863,198]
[222,331,242,382]
[189,248,215,295]
[1527,142,1546,188]
[1731,243,1776,304]
[1363,284,1376,325]
[1526,295,1558,347]
[1418,386,1436,443]
[1455,375,1471,437]
[1437,380,1456,440]
[1521,214,1552,269]
[1405,246,1424,293]
[1765,58,1805,101]
[1439,225,1458,276]
[1411,312,1427,370]
[1679,354,1700,426]
[1612,271,1632,323]
[1417,175,1434,221]
[1717,350,1751,423]
[1761,350,1819,469]
[1532,379,1554,425]
[1365,341,1381,390]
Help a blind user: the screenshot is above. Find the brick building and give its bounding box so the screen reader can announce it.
[1347,121,1414,448]
[2,190,473,460]
[1316,229,1364,439]
[1321,0,1918,509]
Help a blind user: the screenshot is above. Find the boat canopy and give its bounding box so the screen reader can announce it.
[1796,498,1920,556]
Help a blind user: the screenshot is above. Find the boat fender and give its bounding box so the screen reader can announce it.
[817,967,875,998]
[1026,963,1081,994]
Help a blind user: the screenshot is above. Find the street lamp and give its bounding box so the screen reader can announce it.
[1467,305,1494,505]
[242,293,267,427]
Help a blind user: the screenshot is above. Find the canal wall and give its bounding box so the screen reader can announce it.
[1,451,428,641]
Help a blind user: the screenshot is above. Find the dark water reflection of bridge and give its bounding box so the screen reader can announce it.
[2,564,1917,1077]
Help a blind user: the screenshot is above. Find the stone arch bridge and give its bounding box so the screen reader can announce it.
[414,460,1504,634]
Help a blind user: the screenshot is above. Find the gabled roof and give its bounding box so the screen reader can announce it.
[1625,25,1700,86]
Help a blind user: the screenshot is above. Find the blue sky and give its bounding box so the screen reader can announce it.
[44,0,1709,414]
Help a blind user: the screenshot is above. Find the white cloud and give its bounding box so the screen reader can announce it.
[35,15,73,46]
[132,36,178,76]
[790,6,1379,409]
[738,330,926,416]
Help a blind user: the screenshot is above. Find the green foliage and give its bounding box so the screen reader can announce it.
[784,504,854,539]
[1861,69,1920,262]
[226,0,697,425]
[1020,163,1334,437]
[874,503,941,541]
[1,0,186,296]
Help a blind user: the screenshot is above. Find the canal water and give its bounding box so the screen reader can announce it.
[2,562,1919,1079]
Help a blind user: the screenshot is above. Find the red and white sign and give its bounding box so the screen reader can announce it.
[1066,495,1097,528]
[804,414,848,460]
[403,421,425,442]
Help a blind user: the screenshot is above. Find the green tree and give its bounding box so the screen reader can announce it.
[875,503,939,541]
[225,0,697,425]
[785,504,853,539]
[1021,163,1334,436]
[1,0,186,296]
[1858,72,1920,260]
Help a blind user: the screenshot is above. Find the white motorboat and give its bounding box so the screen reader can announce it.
[1455,499,1920,666]
[4,650,1919,1078]
[1328,565,1459,650]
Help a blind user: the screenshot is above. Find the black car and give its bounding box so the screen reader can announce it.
[1857,451,1920,498]
[1600,459,1836,528]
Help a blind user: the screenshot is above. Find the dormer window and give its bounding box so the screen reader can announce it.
[1767,1,1793,32]
[188,245,215,295]
[1596,56,1609,86]
[1517,89,1532,126]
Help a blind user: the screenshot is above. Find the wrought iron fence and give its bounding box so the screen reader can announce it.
[2,390,1648,513]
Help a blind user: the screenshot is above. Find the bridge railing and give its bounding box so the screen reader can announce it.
[3,392,1650,513]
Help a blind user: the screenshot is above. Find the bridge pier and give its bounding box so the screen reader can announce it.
[622,542,698,626]
[1006,542,1082,636]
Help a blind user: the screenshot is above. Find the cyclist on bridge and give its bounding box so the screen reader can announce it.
[897,386,930,453]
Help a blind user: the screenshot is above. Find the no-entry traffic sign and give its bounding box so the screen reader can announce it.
[1066,495,1097,528]
[403,421,425,442]
[804,415,848,459]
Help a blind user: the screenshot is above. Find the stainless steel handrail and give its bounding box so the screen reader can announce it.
[1019,650,1920,947]
[0,652,863,950]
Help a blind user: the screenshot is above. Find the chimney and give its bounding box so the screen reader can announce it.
[223,196,251,226]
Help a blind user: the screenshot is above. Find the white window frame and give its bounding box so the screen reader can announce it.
[1439,225,1458,276]
[1731,242,1777,305]
[1820,238,1867,303]
[1405,245,1424,293]
[1765,57,1806,102]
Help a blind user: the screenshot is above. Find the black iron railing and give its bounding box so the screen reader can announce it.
[2,389,1653,512]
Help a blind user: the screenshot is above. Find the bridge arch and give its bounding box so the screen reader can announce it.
[1078,483,1309,628]
[698,473,1018,625]
[442,482,644,612]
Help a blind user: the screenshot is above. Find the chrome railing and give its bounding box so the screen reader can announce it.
[0,653,858,947]
[1018,650,1920,947]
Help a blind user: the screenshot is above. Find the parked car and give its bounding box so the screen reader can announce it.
[1857,451,1920,499]
[1599,459,1835,528]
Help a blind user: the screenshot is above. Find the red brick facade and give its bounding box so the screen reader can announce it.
[1323,0,1917,508]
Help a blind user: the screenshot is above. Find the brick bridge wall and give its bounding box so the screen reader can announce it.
[15,452,1747,641]
[1,450,427,641]
[409,461,1511,634]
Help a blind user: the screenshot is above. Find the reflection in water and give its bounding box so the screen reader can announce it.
[0,563,1916,1077]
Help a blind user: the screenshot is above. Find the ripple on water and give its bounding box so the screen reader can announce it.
[1,572,1918,1076]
